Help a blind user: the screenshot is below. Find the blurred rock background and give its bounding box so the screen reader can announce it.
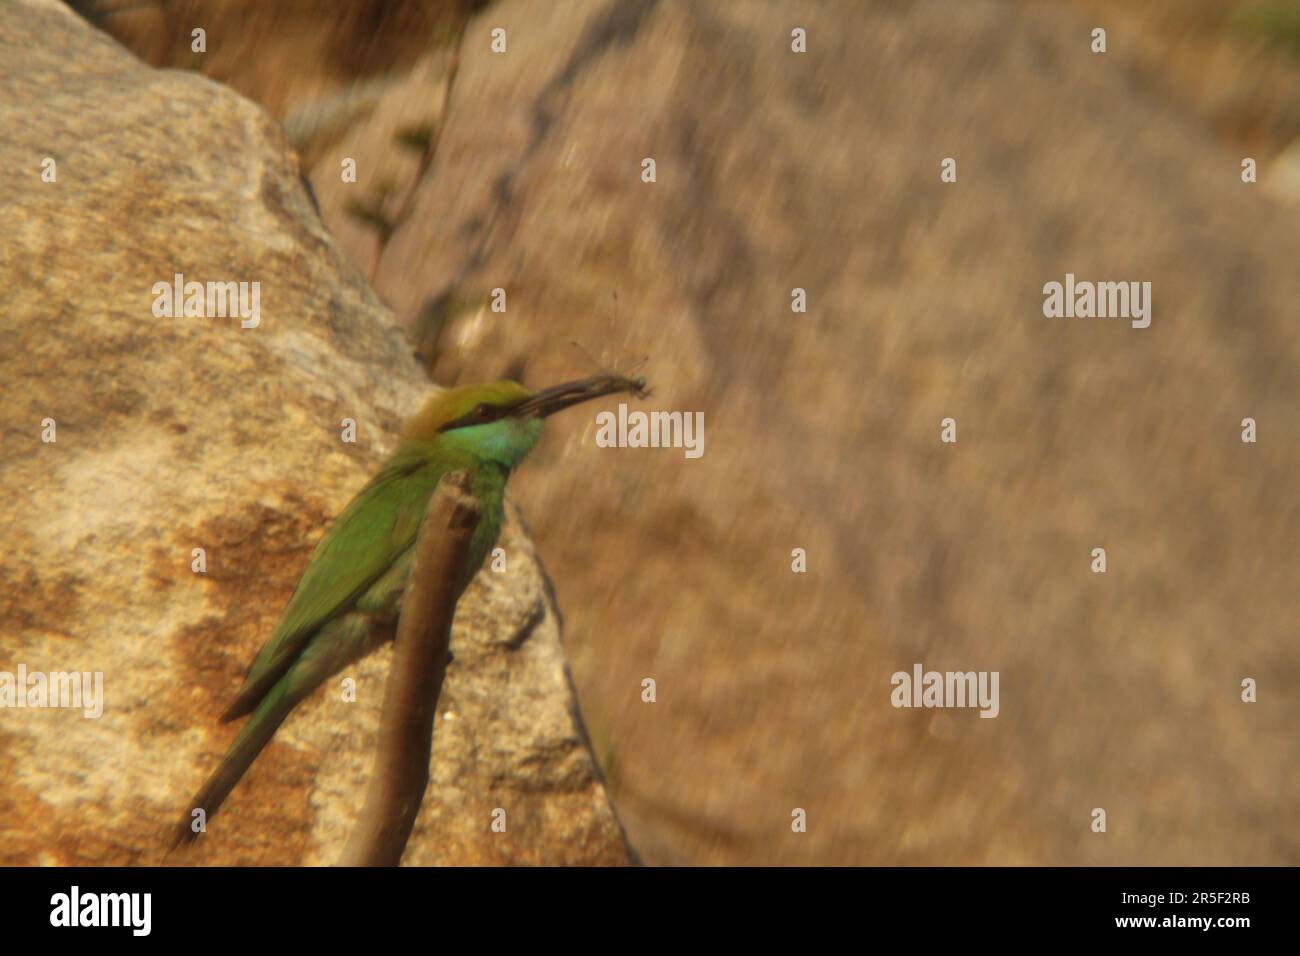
[51,0,1300,863]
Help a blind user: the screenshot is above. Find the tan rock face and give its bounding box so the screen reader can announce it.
[0,0,628,866]
[300,0,1296,864]
[58,0,1300,866]
[72,0,477,119]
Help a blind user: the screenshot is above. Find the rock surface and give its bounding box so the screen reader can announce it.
[308,0,1298,864]
[53,0,1300,866]
[0,0,629,866]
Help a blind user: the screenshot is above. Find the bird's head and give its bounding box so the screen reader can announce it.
[403,374,648,469]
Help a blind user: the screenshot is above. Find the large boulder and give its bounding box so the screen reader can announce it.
[0,0,629,866]
[66,0,1300,865]
[310,0,1299,864]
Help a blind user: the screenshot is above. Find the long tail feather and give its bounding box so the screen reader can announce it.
[171,681,296,849]
[171,611,384,850]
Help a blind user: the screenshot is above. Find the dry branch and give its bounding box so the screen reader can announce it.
[340,470,480,866]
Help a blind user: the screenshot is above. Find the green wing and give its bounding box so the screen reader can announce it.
[221,444,443,720]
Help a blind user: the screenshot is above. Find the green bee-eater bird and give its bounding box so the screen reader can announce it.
[174,374,645,847]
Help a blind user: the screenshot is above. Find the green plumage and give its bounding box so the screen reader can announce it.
[176,374,643,847]
[221,442,507,722]
[175,381,547,847]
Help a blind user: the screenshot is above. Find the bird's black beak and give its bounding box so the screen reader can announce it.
[511,374,648,419]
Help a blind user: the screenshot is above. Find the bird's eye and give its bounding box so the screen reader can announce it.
[474,404,495,420]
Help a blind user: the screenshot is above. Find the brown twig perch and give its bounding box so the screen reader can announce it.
[340,470,480,866]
